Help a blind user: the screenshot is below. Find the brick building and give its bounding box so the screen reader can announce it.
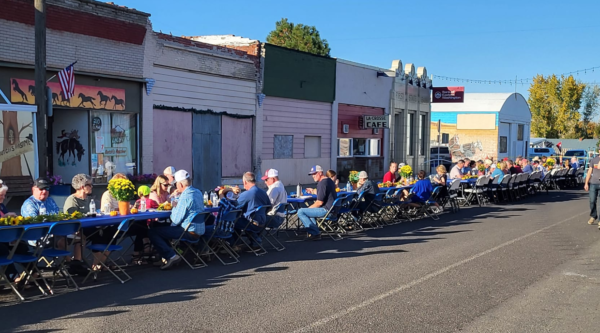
[0,0,151,193]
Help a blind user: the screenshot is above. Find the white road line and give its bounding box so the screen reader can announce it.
[291,211,586,333]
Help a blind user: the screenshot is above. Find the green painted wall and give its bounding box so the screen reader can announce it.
[263,44,335,103]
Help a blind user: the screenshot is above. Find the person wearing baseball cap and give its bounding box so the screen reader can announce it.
[230,171,271,248]
[148,169,205,270]
[262,169,287,227]
[355,171,378,217]
[163,166,176,194]
[297,165,337,240]
[21,177,60,217]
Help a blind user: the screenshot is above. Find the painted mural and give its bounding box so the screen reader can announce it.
[10,78,126,110]
[430,117,498,162]
[0,110,36,178]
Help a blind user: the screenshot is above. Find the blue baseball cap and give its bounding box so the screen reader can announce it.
[308,165,323,175]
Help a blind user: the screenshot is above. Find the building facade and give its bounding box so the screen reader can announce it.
[333,59,393,182]
[142,33,260,191]
[430,93,531,162]
[0,0,150,186]
[260,44,336,186]
[389,60,432,174]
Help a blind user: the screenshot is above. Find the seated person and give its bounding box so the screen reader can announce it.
[297,166,337,240]
[100,173,128,211]
[307,169,339,194]
[406,170,441,211]
[355,171,379,216]
[461,158,472,174]
[231,172,271,247]
[21,177,60,217]
[149,175,170,205]
[0,181,29,284]
[134,185,159,210]
[450,160,465,179]
[148,170,205,270]
[262,169,287,228]
[432,165,449,203]
[383,162,401,183]
[521,159,534,173]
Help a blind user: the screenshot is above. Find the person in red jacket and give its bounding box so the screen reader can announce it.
[383,162,401,183]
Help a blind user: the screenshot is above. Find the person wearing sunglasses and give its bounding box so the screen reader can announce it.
[149,175,170,205]
[21,177,60,217]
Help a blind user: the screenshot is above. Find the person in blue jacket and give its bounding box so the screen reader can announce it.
[406,170,441,212]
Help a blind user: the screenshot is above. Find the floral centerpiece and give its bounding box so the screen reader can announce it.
[108,178,136,215]
[0,211,83,226]
[400,165,413,185]
[544,158,556,169]
[348,171,359,189]
[477,164,486,175]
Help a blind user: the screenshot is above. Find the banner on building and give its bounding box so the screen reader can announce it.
[10,78,126,110]
[432,87,464,103]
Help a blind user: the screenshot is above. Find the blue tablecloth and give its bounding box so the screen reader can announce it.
[447,178,477,185]
[0,211,172,230]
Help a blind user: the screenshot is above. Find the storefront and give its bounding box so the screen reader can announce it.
[334,59,393,182]
[1,66,142,185]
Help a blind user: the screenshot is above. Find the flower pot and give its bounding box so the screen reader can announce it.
[118,201,130,216]
[351,183,358,190]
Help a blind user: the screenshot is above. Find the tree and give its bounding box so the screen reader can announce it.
[581,85,600,134]
[266,18,331,57]
[528,74,586,138]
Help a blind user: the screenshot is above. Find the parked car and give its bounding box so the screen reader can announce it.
[528,147,554,159]
[430,146,452,173]
[562,149,587,167]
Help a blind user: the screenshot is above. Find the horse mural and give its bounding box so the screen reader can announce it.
[97,91,110,108]
[448,134,484,160]
[110,95,125,110]
[12,79,27,102]
[77,93,96,108]
[56,130,85,166]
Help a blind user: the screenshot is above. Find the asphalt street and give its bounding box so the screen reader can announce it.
[1,189,598,333]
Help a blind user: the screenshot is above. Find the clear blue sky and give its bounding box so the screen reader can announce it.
[118,0,600,97]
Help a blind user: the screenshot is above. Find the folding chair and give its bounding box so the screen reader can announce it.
[232,205,271,256]
[463,176,489,206]
[487,175,500,203]
[447,179,462,213]
[263,203,288,251]
[42,221,81,293]
[316,198,345,241]
[82,218,135,284]
[414,186,442,220]
[13,225,53,297]
[362,193,386,228]
[0,226,26,301]
[201,209,242,265]
[169,212,210,269]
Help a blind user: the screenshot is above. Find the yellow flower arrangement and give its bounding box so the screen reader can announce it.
[545,158,555,167]
[108,178,136,201]
[400,165,413,178]
[0,211,85,226]
[348,171,359,184]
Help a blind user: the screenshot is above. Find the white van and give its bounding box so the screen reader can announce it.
[528,147,554,158]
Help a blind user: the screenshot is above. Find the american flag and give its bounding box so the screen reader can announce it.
[58,62,76,99]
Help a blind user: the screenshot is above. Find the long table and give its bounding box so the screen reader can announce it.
[0,211,172,230]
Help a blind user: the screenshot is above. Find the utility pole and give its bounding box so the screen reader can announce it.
[34,0,47,177]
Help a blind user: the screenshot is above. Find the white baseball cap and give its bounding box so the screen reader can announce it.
[261,169,279,180]
[174,170,189,183]
[164,166,176,175]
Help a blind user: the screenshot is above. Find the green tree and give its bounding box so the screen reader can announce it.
[266,18,331,57]
[528,74,586,138]
[581,85,600,138]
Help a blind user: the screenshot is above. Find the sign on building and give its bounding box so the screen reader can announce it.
[361,115,388,129]
[432,87,465,103]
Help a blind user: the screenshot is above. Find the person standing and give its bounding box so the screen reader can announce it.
[585,154,600,225]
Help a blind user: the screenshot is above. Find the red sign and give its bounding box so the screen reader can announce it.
[432,86,464,103]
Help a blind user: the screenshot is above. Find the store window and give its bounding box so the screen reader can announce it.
[407,113,415,156]
[420,114,426,155]
[338,138,380,157]
[517,124,524,141]
[90,112,137,183]
[499,136,508,153]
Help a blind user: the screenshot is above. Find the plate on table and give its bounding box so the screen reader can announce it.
[300,195,313,199]
[148,209,157,212]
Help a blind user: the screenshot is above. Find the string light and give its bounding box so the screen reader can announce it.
[432,65,600,85]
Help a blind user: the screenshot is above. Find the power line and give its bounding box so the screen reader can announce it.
[433,66,600,85]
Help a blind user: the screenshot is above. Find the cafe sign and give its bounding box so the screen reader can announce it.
[360,115,388,129]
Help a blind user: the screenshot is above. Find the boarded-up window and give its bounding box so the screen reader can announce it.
[499,136,508,153]
[518,124,524,141]
[274,135,293,159]
[305,136,321,158]
[457,114,496,130]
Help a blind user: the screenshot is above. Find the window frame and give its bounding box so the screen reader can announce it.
[337,138,381,157]
[304,135,321,158]
[499,136,508,153]
[273,134,294,159]
[517,124,524,141]
[407,112,415,156]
